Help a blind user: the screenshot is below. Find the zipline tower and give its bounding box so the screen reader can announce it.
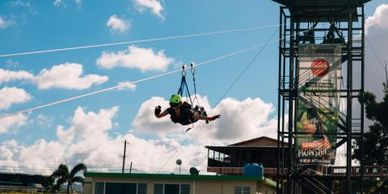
[273,0,371,193]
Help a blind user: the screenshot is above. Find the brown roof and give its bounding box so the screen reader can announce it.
[230,136,279,147]
[205,136,289,154]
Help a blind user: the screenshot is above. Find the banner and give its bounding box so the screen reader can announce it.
[296,44,341,164]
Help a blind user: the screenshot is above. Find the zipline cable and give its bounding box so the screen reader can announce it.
[0,42,278,120]
[156,30,278,174]
[0,24,281,58]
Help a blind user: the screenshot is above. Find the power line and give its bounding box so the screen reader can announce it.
[0,24,280,58]
[0,42,273,120]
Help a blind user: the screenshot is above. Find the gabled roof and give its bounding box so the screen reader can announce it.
[230,136,279,147]
[205,136,289,154]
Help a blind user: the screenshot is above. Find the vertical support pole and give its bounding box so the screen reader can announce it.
[277,6,283,194]
[360,5,365,193]
[288,15,295,194]
[122,140,127,173]
[346,1,353,193]
[129,161,133,173]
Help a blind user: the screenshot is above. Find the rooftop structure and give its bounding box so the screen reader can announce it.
[206,136,290,178]
[272,0,371,21]
[84,172,276,194]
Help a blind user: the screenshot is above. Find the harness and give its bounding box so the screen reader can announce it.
[172,63,208,126]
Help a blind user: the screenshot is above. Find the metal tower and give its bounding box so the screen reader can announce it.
[273,0,370,193]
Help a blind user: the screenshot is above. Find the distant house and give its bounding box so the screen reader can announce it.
[206,136,290,179]
[0,172,48,192]
[83,172,276,194]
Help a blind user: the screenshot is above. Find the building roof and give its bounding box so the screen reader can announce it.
[85,172,261,181]
[206,136,287,150]
[230,136,280,147]
[271,0,371,22]
[85,172,276,188]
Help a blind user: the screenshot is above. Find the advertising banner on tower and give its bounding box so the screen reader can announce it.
[296,44,342,164]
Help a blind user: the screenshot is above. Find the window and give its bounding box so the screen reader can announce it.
[95,182,104,194]
[154,183,190,194]
[100,182,147,194]
[235,186,251,194]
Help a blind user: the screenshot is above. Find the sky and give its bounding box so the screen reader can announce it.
[0,0,387,175]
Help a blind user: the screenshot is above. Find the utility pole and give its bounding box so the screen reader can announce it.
[122,140,129,173]
[129,162,133,173]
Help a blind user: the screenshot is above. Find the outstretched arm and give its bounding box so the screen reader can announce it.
[155,106,169,118]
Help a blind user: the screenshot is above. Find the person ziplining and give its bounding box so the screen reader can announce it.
[154,64,220,129]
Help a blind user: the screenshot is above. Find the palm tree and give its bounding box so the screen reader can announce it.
[50,163,87,194]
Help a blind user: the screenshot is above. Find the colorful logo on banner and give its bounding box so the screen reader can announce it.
[296,44,342,164]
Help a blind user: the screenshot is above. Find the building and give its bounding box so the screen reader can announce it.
[206,136,290,179]
[0,172,48,192]
[83,172,276,194]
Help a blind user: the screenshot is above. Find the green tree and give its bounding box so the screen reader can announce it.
[50,163,87,194]
[352,79,388,193]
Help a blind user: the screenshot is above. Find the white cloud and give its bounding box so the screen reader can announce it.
[0,87,31,110]
[0,95,278,174]
[0,113,28,134]
[133,0,164,19]
[0,68,34,83]
[53,0,66,7]
[365,4,388,33]
[364,4,388,99]
[0,16,12,29]
[35,63,108,90]
[0,106,208,174]
[107,15,130,33]
[117,81,137,91]
[53,0,82,8]
[96,46,174,71]
[133,96,277,144]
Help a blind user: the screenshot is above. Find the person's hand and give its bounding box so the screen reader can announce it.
[154,105,161,116]
[209,115,220,121]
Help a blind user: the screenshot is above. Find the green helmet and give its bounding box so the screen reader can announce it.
[169,94,182,105]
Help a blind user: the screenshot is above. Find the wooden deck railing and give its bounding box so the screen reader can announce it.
[208,165,388,177]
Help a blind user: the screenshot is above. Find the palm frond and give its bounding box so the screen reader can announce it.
[70,163,87,178]
[51,164,69,179]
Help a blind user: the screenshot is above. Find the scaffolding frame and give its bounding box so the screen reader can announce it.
[276,1,366,193]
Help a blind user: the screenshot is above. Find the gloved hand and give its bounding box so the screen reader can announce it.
[154,105,161,116]
[208,115,221,121]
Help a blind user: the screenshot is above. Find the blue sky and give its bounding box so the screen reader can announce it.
[0,0,387,174]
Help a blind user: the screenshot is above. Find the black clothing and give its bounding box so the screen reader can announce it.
[167,102,197,125]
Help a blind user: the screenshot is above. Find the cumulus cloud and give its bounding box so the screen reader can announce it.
[364,4,388,98]
[365,4,388,33]
[96,46,174,71]
[107,15,130,33]
[35,63,108,90]
[0,114,28,134]
[133,96,277,144]
[133,0,164,19]
[0,69,34,83]
[0,87,31,110]
[0,106,207,174]
[0,95,278,174]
